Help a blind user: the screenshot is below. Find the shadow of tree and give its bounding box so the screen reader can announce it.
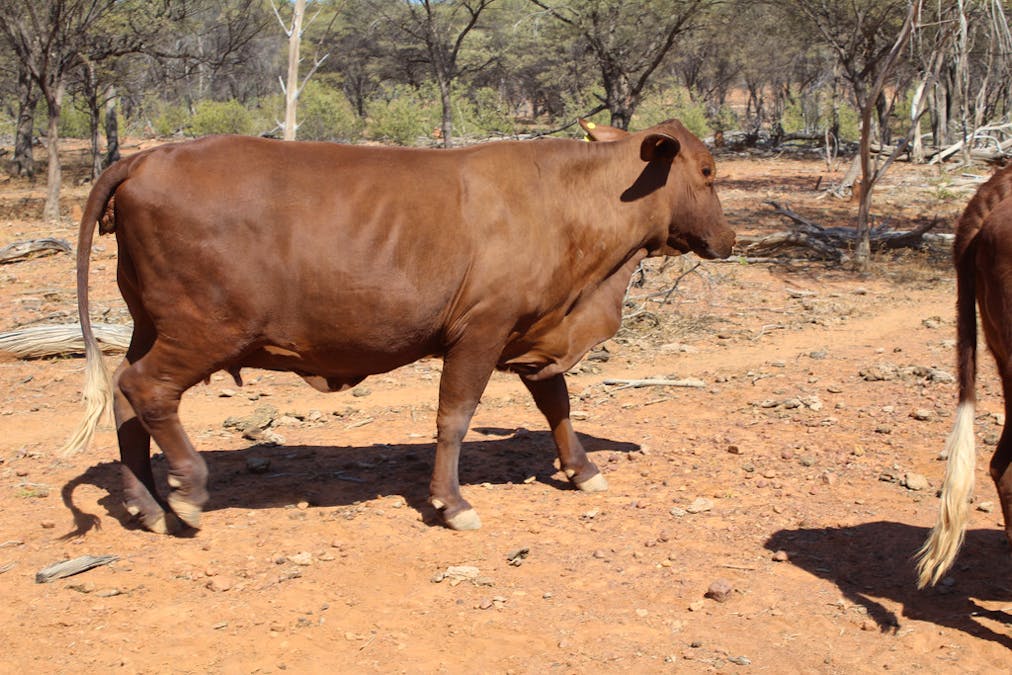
[765,521,1012,648]
[60,429,640,538]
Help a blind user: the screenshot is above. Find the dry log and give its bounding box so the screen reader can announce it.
[742,202,941,261]
[0,323,131,359]
[35,555,118,583]
[0,238,71,264]
[603,378,706,390]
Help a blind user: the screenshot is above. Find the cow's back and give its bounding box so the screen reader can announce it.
[112,136,481,374]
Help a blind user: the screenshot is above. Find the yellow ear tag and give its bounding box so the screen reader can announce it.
[583,121,596,142]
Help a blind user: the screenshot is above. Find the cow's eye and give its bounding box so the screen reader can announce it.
[702,167,713,178]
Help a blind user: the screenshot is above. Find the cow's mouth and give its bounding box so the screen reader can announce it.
[669,232,735,260]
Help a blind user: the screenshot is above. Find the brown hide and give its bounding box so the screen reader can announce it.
[69,120,734,533]
[917,165,1012,586]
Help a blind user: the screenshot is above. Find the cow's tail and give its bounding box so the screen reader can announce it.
[915,225,981,588]
[59,157,136,456]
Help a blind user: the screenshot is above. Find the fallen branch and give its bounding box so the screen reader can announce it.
[603,378,706,390]
[743,202,942,260]
[0,323,132,359]
[0,238,71,264]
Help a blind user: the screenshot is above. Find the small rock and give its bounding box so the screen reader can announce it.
[206,576,234,592]
[977,501,995,513]
[351,386,371,398]
[506,548,530,566]
[246,457,270,474]
[287,552,313,566]
[772,550,789,562]
[444,565,480,582]
[922,317,942,329]
[911,409,934,421]
[688,599,706,612]
[669,507,687,517]
[821,471,837,486]
[685,498,714,514]
[592,549,608,559]
[219,388,237,398]
[928,369,956,384]
[726,445,741,455]
[728,656,752,666]
[902,473,929,491]
[95,588,122,598]
[40,520,55,529]
[704,578,734,603]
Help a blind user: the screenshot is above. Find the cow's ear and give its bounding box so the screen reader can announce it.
[640,133,681,162]
[579,118,628,142]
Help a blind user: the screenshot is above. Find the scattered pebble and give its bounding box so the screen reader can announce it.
[287,552,313,566]
[206,576,234,592]
[704,579,734,603]
[977,501,995,513]
[772,550,789,562]
[685,498,714,514]
[902,473,929,491]
[911,409,934,421]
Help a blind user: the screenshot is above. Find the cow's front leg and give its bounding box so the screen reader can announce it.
[522,373,607,492]
[430,342,499,530]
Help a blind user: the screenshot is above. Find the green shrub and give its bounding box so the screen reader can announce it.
[295,80,363,141]
[366,84,439,146]
[152,102,190,137]
[633,87,712,138]
[454,87,515,137]
[189,99,254,136]
[57,99,91,138]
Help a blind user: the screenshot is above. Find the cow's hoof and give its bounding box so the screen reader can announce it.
[147,511,184,535]
[574,472,609,493]
[168,492,203,529]
[444,508,482,531]
[124,498,183,535]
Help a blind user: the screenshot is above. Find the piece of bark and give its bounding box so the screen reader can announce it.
[35,555,118,584]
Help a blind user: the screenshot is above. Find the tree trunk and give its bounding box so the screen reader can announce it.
[604,71,634,130]
[910,79,926,163]
[283,0,306,140]
[105,85,120,166]
[42,80,65,223]
[437,76,453,147]
[83,62,103,179]
[876,92,892,147]
[13,65,38,179]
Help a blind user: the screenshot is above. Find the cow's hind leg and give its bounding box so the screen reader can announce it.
[113,357,182,535]
[522,374,607,492]
[117,341,211,529]
[991,375,1012,551]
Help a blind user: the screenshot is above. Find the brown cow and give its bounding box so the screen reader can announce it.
[917,165,1012,587]
[63,119,734,534]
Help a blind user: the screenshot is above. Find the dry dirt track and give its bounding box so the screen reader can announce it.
[1,150,1010,673]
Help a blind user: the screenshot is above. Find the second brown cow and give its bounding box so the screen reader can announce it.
[64,119,734,533]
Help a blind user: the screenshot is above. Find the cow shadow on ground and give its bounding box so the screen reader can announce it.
[765,521,1012,648]
[60,429,639,538]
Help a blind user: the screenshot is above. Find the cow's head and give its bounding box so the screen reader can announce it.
[578,118,735,260]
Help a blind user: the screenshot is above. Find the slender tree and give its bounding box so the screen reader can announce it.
[366,0,498,147]
[529,0,709,130]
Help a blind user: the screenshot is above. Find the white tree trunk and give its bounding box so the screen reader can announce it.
[283,0,306,141]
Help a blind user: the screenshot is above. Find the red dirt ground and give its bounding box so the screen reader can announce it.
[1,143,1009,673]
